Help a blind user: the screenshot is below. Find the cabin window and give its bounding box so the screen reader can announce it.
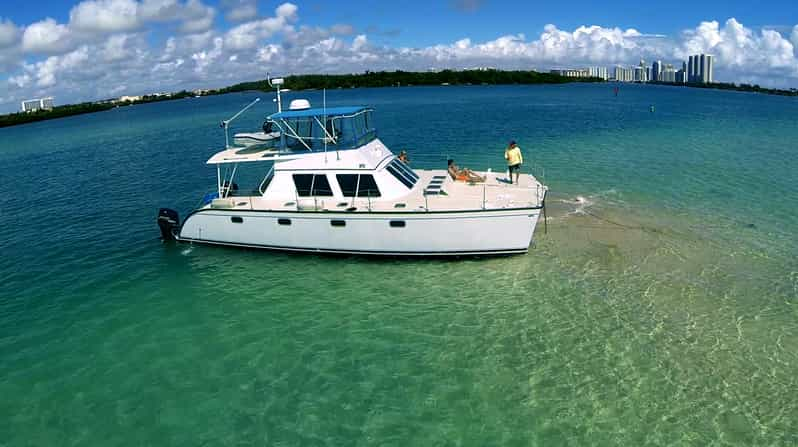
[389,220,406,228]
[336,174,381,197]
[231,216,244,223]
[293,174,334,197]
[277,218,291,226]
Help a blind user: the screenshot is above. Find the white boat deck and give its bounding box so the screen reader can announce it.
[209,169,547,213]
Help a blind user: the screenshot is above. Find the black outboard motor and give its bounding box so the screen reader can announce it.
[157,208,180,241]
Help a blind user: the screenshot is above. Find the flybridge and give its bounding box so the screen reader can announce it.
[268,103,377,152]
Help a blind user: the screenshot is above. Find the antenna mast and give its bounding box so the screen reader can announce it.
[220,97,260,149]
[267,73,285,113]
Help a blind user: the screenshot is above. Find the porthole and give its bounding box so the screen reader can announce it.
[330,220,346,227]
[389,220,406,228]
[231,216,243,223]
[277,218,291,226]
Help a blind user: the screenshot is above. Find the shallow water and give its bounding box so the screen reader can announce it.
[1,84,797,445]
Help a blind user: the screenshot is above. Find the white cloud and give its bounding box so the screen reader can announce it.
[224,3,297,50]
[9,72,31,88]
[352,34,367,51]
[99,34,147,62]
[191,36,223,73]
[139,0,182,21]
[679,19,797,80]
[3,10,798,113]
[0,19,19,48]
[69,0,140,33]
[178,0,216,33]
[21,18,73,54]
[331,24,354,36]
[220,0,258,22]
[275,3,298,21]
[33,46,91,87]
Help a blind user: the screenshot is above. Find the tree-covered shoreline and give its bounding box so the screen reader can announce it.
[0,70,598,128]
[648,80,798,96]
[5,69,795,128]
[0,90,195,128]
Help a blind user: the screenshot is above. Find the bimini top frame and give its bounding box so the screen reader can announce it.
[206,106,377,165]
[269,107,376,153]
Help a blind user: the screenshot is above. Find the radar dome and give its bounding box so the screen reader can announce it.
[288,99,311,110]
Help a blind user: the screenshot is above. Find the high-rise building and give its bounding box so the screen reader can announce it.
[703,55,714,83]
[685,54,715,84]
[689,55,700,82]
[652,60,662,82]
[633,66,644,82]
[661,64,676,83]
[614,65,633,82]
[588,66,608,80]
[700,55,706,82]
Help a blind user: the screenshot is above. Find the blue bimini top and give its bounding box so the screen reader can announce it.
[269,106,368,120]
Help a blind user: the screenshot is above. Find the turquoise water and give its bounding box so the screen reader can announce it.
[1,84,797,445]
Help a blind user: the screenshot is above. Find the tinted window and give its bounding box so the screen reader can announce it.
[293,174,313,196]
[336,174,358,197]
[392,159,419,181]
[336,174,381,197]
[311,174,333,196]
[293,174,333,197]
[357,175,380,197]
[386,164,415,189]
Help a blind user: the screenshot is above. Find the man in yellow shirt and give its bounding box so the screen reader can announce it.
[504,140,523,184]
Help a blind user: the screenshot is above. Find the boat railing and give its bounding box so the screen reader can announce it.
[258,166,275,195]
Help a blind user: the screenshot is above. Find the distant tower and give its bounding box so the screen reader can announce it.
[652,60,662,82]
[700,55,707,83]
[705,55,714,83]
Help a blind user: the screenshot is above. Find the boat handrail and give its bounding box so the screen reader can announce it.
[259,166,275,195]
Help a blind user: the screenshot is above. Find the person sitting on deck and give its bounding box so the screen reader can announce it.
[447,159,485,183]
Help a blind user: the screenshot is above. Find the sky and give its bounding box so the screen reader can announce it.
[1,0,797,113]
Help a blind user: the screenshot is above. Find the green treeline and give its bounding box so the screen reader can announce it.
[649,81,798,97]
[1,70,593,128]
[0,90,195,128]
[218,69,600,93]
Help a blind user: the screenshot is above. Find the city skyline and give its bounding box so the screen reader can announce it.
[0,1,797,112]
[553,53,714,85]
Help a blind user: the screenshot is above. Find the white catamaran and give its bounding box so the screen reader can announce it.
[158,81,548,256]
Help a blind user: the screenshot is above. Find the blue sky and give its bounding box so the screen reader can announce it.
[1,0,797,112]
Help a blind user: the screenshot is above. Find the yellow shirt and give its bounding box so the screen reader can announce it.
[505,146,523,166]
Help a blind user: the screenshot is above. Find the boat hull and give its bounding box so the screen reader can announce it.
[177,208,542,256]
